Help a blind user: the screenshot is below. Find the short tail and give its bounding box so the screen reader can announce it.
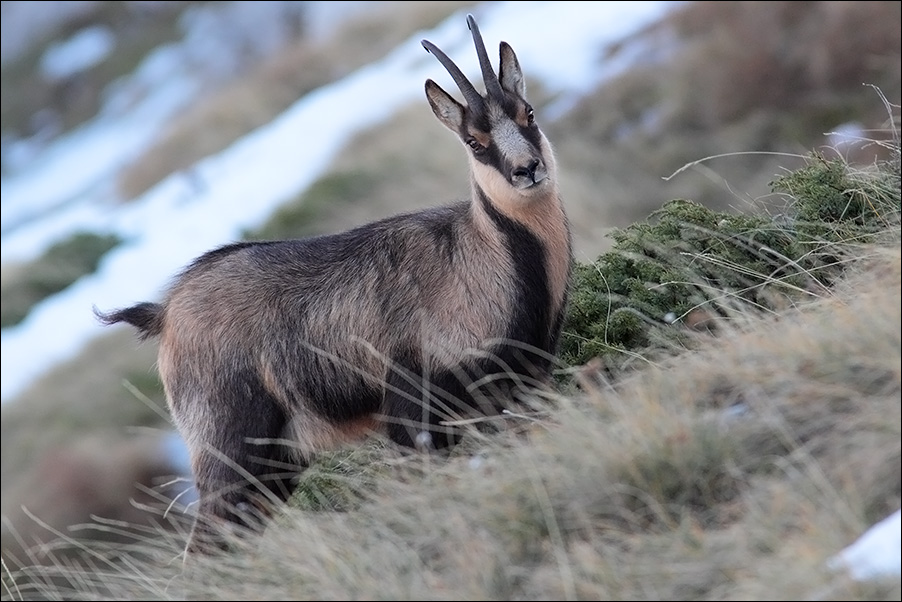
[94,302,164,340]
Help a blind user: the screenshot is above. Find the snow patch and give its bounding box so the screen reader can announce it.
[828,509,902,581]
[39,25,115,81]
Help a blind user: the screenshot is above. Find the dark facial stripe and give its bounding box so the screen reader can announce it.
[518,121,543,148]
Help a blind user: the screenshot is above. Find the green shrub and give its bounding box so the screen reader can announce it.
[290,442,390,512]
[560,152,900,372]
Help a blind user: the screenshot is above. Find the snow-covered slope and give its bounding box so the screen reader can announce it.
[0,1,676,403]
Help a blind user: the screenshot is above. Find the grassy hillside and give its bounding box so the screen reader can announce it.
[2,143,899,600]
[560,149,901,374]
[1,2,900,599]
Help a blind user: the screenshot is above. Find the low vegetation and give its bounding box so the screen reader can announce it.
[0,232,121,328]
[560,150,901,373]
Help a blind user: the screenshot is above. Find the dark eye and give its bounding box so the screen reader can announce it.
[466,138,483,153]
[526,109,535,125]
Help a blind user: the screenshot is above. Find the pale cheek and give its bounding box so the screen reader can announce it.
[470,160,521,210]
[539,136,557,179]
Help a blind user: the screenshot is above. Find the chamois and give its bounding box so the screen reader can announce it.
[97,14,572,554]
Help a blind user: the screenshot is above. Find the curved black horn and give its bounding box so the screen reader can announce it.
[466,14,503,100]
[422,39,484,111]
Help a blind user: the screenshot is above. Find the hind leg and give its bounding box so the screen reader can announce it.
[176,378,303,555]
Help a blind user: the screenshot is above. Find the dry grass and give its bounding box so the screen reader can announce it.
[3,243,898,601]
[667,1,900,126]
[1,3,899,598]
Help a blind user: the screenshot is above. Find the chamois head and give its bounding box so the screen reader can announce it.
[422,15,554,199]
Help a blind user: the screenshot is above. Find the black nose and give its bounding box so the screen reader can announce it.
[512,159,540,181]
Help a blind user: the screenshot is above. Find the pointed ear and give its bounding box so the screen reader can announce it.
[425,79,465,132]
[498,42,526,98]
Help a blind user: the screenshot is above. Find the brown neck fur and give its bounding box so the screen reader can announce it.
[468,136,571,318]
